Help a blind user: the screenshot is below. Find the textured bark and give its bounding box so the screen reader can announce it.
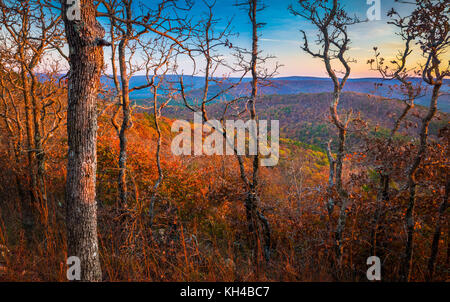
[117,39,130,207]
[333,120,349,260]
[62,0,107,282]
[245,192,271,264]
[328,82,350,265]
[326,140,336,216]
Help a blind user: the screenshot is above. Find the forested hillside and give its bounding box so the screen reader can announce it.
[165,91,449,149]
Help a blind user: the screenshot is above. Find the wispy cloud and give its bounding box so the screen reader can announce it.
[260,38,299,44]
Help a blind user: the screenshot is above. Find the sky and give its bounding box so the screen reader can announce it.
[183,0,421,78]
[100,0,443,79]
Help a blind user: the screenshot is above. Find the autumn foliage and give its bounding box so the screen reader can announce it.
[0,103,448,280]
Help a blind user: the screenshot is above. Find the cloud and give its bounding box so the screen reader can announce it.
[260,38,299,44]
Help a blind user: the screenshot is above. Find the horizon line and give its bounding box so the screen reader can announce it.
[101,74,432,81]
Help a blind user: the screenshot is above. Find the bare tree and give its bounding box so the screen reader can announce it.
[289,0,359,271]
[235,0,277,269]
[393,0,449,282]
[0,0,65,240]
[100,0,192,207]
[61,0,110,281]
[136,35,178,225]
[179,0,277,272]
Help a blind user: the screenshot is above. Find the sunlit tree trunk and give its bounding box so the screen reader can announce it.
[62,0,109,281]
[117,38,131,207]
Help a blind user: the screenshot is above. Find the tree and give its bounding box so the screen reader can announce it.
[0,0,65,241]
[137,35,179,225]
[61,0,110,281]
[179,0,277,272]
[290,0,359,274]
[393,0,449,282]
[367,26,423,258]
[100,0,191,207]
[235,0,276,270]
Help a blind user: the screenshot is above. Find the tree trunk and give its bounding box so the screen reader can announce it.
[62,0,107,282]
[329,91,349,264]
[20,67,37,240]
[401,83,440,282]
[115,0,134,207]
[117,40,130,207]
[30,74,48,221]
[245,0,270,266]
[426,179,449,281]
[148,88,163,226]
[326,140,336,217]
[334,126,348,260]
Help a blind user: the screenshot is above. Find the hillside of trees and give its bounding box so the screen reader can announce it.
[165,91,449,149]
[177,78,450,112]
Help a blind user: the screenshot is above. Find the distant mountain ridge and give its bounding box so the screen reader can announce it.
[102,75,450,112]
